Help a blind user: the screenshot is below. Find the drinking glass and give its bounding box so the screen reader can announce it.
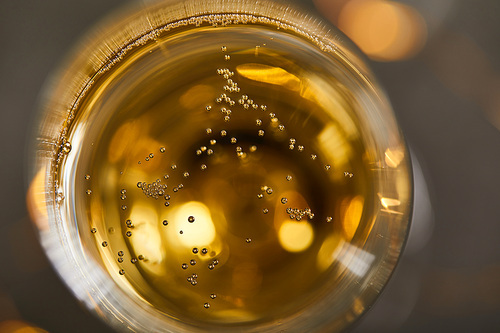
[27,0,412,331]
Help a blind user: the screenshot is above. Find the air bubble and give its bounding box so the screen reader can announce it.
[119,269,125,275]
[188,216,195,223]
[201,248,208,255]
[126,231,132,237]
[325,165,331,170]
[121,205,127,210]
[149,153,154,159]
[286,175,292,181]
[230,137,237,144]
[210,139,216,145]
[86,189,92,195]
[326,216,333,223]
[145,157,149,161]
[62,142,72,154]
[278,124,285,131]
[196,149,202,155]
[160,147,166,153]
[179,230,184,234]
[204,303,210,309]
[117,257,124,263]
[224,55,230,60]
[85,175,91,180]
[250,145,257,152]
[208,264,214,270]
[256,119,262,126]
[224,116,231,122]
[190,259,196,266]
[310,154,317,160]
[201,164,207,170]
[118,251,124,257]
[220,130,227,137]
[126,220,133,228]
[258,130,265,137]
[102,241,108,247]
[171,164,177,170]
[263,208,269,214]
[206,128,212,135]
[246,238,252,243]
[183,172,190,178]
[91,228,97,234]
[281,197,288,204]
[266,187,273,195]
[289,144,295,150]
[192,248,199,254]
[297,145,304,152]
[162,220,168,226]
[242,95,248,100]
[257,193,263,199]
[131,258,138,264]
[210,293,217,299]
[138,255,144,260]
[182,263,188,269]
[289,138,296,144]
[137,182,143,188]
[120,195,126,200]
[205,105,212,111]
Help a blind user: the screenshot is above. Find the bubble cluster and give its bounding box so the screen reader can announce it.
[285,207,315,221]
[187,273,198,286]
[138,179,168,199]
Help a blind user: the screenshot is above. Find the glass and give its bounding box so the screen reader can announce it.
[27,0,412,332]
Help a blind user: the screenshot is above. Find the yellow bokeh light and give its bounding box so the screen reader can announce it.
[384,147,405,168]
[341,196,364,240]
[167,201,216,248]
[236,63,301,91]
[278,221,314,253]
[338,0,427,61]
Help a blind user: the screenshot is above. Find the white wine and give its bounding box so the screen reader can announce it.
[35,1,412,332]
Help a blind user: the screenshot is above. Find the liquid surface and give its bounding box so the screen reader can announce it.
[59,23,374,326]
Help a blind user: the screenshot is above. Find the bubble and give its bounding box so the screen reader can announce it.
[261,105,267,111]
[102,241,108,247]
[286,175,292,181]
[164,174,169,179]
[245,238,252,243]
[266,187,273,195]
[297,145,304,152]
[289,144,295,150]
[326,216,333,223]
[213,259,219,265]
[86,189,92,195]
[183,172,190,178]
[108,227,115,234]
[126,220,133,228]
[162,220,168,226]
[179,230,183,234]
[281,197,288,204]
[85,174,91,180]
[187,277,193,282]
[262,208,269,214]
[207,149,214,155]
[249,145,257,152]
[120,189,126,194]
[192,248,199,254]
[131,258,138,264]
[325,165,331,171]
[205,105,212,111]
[119,269,125,275]
[289,138,296,144]
[289,214,296,219]
[196,149,202,155]
[149,153,154,159]
[344,172,354,178]
[278,124,285,131]
[206,128,212,135]
[171,164,177,170]
[164,194,170,200]
[160,147,166,153]
[126,231,132,237]
[204,303,210,309]
[191,280,198,286]
[190,259,197,265]
[138,255,144,260]
[91,228,97,234]
[173,187,178,192]
[137,182,143,188]
[118,251,124,257]
[310,154,317,160]
[256,119,262,126]
[296,216,302,221]
[210,293,217,299]
[121,205,127,210]
[120,195,126,200]
[242,95,248,100]
[201,164,207,170]
[145,157,149,161]
[208,264,215,270]
[164,201,170,207]
[62,142,72,154]
[117,257,124,263]
[210,139,217,145]
[201,248,208,255]
[257,193,264,199]
[243,104,249,110]
[220,130,227,137]
[258,130,265,137]
[224,55,230,60]
[182,263,188,269]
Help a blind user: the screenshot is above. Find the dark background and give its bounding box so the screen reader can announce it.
[1,0,499,332]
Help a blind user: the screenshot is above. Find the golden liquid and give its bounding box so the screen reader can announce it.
[58,21,375,327]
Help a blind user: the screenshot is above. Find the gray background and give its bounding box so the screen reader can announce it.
[1,0,499,332]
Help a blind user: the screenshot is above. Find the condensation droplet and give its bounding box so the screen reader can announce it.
[208,264,215,270]
[149,153,154,159]
[224,55,230,60]
[278,124,285,131]
[171,164,177,170]
[258,129,265,137]
[117,257,124,263]
[206,105,212,111]
[201,248,208,255]
[131,258,138,264]
[221,46,227,52]
[118,251,124,257]
[164,201,170,207]
[257,193,263,199]
[297,145,304,152]
[121,205,127,210]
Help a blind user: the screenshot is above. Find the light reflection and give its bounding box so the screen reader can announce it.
[128,204,162,264]
[333,240,375,277]
[26,167,49,231]
[0,320,48,333]
[384,148,405,168]
[341,195,364,240]
[278,221,314,253]
[236,63,301,91]
[166,201,216,248]
[336,0,427,61]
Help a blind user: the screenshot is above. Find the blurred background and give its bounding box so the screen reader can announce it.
[1,0,499,332]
